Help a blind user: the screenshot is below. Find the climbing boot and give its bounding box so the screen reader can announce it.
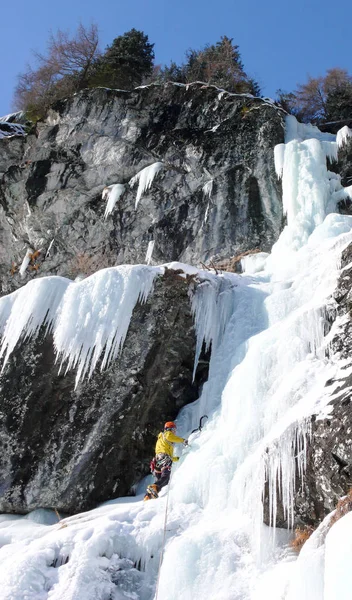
[144,484,159,500]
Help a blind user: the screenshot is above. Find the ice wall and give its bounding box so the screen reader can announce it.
[156,117,352,599]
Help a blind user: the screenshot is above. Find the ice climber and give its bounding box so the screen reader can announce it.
[144,421,188,501]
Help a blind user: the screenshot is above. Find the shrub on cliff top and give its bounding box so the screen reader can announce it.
[276,68,352,124]
[14,23,100,118]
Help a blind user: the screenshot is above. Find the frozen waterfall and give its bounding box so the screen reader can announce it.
[1,115,352,599]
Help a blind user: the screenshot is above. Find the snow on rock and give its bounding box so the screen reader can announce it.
[0,120,26,139]
[102,183,125,218]
[285,512,332,600]
[129,162,164,208]
[241,252,269,274]
[0,111,24,123]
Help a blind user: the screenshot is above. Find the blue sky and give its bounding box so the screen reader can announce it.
[1,0,351,116]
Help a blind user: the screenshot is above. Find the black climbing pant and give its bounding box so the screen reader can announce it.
[154,453,172,491]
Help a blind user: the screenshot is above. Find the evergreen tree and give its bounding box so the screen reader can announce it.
[155,37,260,96]
[90,29,155,89]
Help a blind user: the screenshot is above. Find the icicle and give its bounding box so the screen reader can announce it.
[274,143,285,178]
[191,274,235,379]
[336,125,352,149]
[129,162,163,208]
[145,241,155,265]
[265,419,311,530]
[321,141,338,162]
[0,266,161,386]
[54,265,160,386]
[103,184,125,218]
[19,248,33,278]
[45,239,55,259]
[202,180,213,199]
[0,277,70,369]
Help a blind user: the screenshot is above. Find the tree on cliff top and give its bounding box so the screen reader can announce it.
[14,26,155,117]
[155,36,260,96]
[14,23,100,117]
[277,68,352,123]
[89,29,155,89]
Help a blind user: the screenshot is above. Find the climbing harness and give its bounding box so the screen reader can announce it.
[191,414,208,434]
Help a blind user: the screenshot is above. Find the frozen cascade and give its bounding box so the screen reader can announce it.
[1,116,352,599]
[156,117,352,599]
[191,273,238,379]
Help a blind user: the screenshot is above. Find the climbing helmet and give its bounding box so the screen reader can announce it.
[164,421,176,431]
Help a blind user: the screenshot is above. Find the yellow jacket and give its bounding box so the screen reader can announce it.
[155,431,185,461]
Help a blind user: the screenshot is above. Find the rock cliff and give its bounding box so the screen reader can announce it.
[0,83,284,295]
[0,83,286,513]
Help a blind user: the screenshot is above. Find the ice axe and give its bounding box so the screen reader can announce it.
[191,414,208,434]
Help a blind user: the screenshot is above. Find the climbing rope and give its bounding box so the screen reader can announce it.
[154,470,172,600]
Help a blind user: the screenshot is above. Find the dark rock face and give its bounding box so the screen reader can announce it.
[0,84,284,514]
[0,84,284,295]
[336,137,352,191]
[0,270,206,514]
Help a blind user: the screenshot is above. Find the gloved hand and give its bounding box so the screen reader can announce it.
[183,439,189,446]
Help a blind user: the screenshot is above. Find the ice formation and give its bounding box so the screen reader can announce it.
[202,179,213,198]
[145,240,155,265]
[129,162,164,208]
[54,266,159,385]
[102,183,126,218]
[1,116,352,599]
[0,266,161,387]
[336,125,352,149]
